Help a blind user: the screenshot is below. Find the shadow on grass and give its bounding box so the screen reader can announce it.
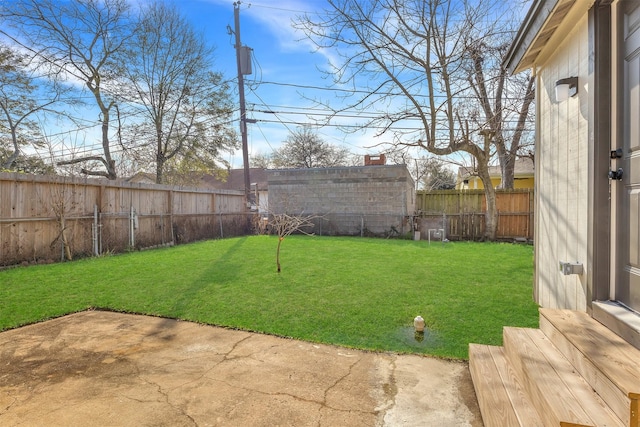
[169,237,248,318]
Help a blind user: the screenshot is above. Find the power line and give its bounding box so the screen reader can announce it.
[248,107,535,124]
[248,79,533,101]
[247,3,311,14]
[251,117,534,133]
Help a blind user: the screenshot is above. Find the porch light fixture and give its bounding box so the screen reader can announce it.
[555,76,578,102]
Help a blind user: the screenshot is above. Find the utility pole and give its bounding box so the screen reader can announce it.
[233,1,252,209]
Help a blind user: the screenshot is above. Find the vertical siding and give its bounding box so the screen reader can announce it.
[536,15,589,311]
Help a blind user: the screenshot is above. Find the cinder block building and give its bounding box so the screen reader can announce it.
[267,164,415,237]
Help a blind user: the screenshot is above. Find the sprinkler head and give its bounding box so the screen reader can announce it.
[413,315,425,332]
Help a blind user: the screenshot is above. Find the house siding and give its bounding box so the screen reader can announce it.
[461,176,534,190]
[535,12,590,311]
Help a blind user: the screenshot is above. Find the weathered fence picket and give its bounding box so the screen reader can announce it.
[0,172,247,266]
[416,189,534,241]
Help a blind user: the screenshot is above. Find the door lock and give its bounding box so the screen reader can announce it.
[610,148,623,159]
[609,168,624,180]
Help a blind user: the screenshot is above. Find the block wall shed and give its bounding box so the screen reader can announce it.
[266,165,415,236]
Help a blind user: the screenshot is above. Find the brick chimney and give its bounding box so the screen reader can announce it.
[364,154,386,166]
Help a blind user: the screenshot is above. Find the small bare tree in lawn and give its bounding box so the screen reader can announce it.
[45,177,79,261]
[270,212,318,273]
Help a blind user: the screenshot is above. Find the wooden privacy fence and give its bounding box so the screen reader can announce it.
[415,189,534,241]
[0,172,248,266]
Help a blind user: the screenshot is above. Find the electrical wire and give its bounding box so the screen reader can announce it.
[246,79,533,101]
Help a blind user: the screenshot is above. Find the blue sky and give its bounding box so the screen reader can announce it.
[177,0,534,170]
[177,0,374,168]
[4,0,533,172]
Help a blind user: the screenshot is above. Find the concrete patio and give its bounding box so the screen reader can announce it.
[0,311,482,426]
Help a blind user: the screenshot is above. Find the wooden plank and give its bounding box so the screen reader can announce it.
[0,173,245,265]
[469,344,523,427]
[524,328,624,427]
[487,345,544,427]
[541,309,640,400]
[540,311,632,426]
[503,327,623,427]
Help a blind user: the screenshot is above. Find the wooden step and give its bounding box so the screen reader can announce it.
[503,327,624,427]
[469,344,544,427]
[540,309,640,427]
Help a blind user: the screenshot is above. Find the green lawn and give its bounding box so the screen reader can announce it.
[0,235,538,359]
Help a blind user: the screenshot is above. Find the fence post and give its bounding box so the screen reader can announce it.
[93,204,99,256]
[168,190,174,244]
[129,205,135,248]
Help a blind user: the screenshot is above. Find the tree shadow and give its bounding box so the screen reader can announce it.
[169,237,248,318]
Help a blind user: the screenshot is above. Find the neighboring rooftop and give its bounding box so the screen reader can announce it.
[202,168,268,192]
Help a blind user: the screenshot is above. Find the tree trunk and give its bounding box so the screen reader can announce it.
[156,154,165,185]
[99,102,117,180]
[498,149,516,190]
[477,166,498,241]
[276,237,283,273]
[60,217,72,261]
[501,159,515,190]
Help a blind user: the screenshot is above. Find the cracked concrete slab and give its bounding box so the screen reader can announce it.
[0,311,482,426]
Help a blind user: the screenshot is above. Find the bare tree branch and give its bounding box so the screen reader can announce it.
[269,212,320,273]
[296,0,532,239]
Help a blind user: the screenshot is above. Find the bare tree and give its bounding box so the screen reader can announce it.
[465,37,535,189]
[121,2,237,184]
[297,0,529,239]
[272,126,352,168]
[44,178,79,261]
[266,190,322,273]
[270,212,318,273]
[0,0,133,179]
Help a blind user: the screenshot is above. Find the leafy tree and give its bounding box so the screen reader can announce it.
[162,150,230,187]
[0,44,63,171]
[387,151,456,190]
[0,146,54,174]
[421,158,456,190]
[121,2,237,184]
[1,0,134,179]
[250,152,275,169]
[297,0,532,239]
[272,126,351,168]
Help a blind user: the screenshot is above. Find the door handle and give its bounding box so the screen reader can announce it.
[610,148,623,159]
[609,168,623,180]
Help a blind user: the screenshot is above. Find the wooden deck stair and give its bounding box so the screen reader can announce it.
[469,308,640,427]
